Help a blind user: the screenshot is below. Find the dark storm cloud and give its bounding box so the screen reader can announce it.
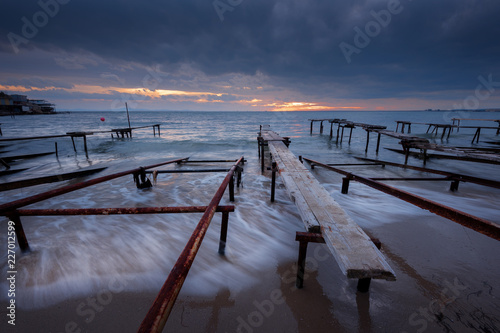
[1,0,500,103]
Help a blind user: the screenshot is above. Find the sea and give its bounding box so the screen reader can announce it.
[0,110,499,331]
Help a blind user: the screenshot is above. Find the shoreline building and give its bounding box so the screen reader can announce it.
[0,92,56,114]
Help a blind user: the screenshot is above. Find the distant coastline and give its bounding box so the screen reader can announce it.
[0,92,59,116]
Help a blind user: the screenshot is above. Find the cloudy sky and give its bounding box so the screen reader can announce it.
[1,0,500,111]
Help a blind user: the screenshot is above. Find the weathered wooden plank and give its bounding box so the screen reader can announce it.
[268,140,395,280]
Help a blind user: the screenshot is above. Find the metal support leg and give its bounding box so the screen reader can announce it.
[83,135,88,158]
[341,176,351,194]
[376,133,381,154]
[7,212,30,253]
[450,179,460,192]
[70,136,76,152]
[296,239,308,289]
[271,162,276,202]
[229,176,235,202]
[260,141,265,173]
[218,212,229,255]
[365,131,370,153]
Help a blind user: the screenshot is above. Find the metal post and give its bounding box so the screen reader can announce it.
[260,141,265,173]
[376,133,381,154]
[70,136,76,152]
[126,102,131,130]
[365,131,370,153]
[55,142,58,158]
[137,157,244,333]
[341,177,350,194]
[218,212,229,255]
[229,176,235,202]
[296,240,308,289]
[83,135,88,158]
[271,162,277,202]
[7,212,30,253]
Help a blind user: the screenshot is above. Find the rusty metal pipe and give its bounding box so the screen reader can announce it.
[17,206,235,216]
[357,157,500,189]
[137,156,244,333]
[303,157,500,241]
[0,157,188,215]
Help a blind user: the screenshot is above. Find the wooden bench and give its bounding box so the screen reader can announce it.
[260,126,396,291]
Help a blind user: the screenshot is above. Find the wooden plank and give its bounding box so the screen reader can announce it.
[268,140,395,280]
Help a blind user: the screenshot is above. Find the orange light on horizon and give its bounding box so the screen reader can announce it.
[266,101,362,111]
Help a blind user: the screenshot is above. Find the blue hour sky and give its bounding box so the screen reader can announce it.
[1,0,500,111]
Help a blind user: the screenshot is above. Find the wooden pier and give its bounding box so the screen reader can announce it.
[259,126,396,289]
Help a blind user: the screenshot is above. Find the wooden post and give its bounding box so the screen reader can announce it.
[408,123,412,134]
[55,142,58,158]
[330,122,333,139]
[218,212,229,255]
[395,122,399,132]
[348,127,353,144]
[320,121,324,134]
[310,121,313,134]
[340,126,345,143]
[336,124,340,144]
[70,136,76,152]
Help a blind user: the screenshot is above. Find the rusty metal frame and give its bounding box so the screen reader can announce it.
[1,157,189,251]
[303,157,500,241]
[137,156,244,333]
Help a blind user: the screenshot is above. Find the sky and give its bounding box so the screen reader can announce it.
[1,0,500,112]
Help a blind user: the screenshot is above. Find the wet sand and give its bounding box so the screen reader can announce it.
[2,213,499,333]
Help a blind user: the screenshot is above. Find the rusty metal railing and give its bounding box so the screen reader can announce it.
[137,156,244,333]
[1,157,189,251]
[303,157,500,241]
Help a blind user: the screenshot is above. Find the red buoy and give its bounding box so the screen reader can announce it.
[100,117,105,122]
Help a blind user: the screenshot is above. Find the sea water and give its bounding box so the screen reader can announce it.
[0,110,499,309]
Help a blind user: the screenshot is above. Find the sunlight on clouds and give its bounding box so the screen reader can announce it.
[265,101,360,111]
